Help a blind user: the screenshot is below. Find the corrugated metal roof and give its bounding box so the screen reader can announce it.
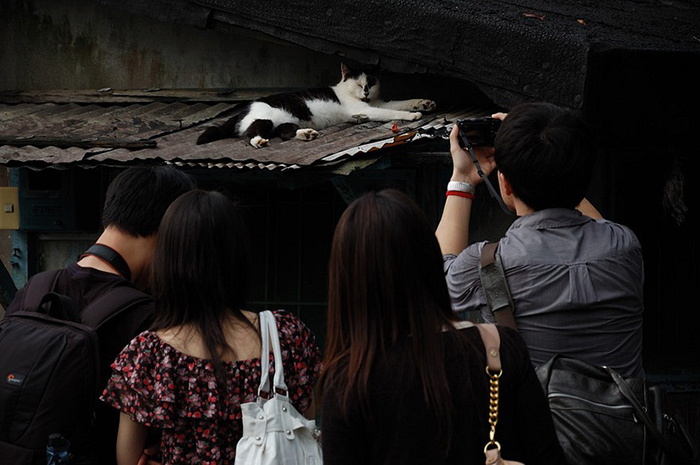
[0,99,237,166]
[0,91,492,170]
[318,107,485,164]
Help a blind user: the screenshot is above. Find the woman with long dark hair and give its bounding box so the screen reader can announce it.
[101,190,321,465]
[320,188,565,464]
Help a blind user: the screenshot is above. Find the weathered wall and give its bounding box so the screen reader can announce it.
[0,168,12,316]
[0,0,340,90]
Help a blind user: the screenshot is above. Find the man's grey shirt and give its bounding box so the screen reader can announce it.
[444,208,645,378]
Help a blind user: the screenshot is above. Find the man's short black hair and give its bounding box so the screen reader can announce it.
[101,166,196,237]
[494,102,596,211]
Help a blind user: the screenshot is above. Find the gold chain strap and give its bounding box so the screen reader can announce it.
[484,364,503,454]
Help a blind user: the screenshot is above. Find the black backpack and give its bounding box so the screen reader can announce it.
[479,241,699,465]
[0,269,150,465]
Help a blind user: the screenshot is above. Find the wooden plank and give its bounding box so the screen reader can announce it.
[0,101,240,142]
[0,88,302,105]
[0,137,157,149]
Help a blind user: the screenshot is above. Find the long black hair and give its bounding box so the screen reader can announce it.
[150,190,255,379]
[321,189,466,453]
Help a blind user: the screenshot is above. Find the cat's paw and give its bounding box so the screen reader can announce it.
[296,128,319,141]
[250,136,270,148]
[408,112,423,121]
[413,99,436,112]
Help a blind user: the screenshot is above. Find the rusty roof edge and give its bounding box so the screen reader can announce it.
[168,160,299,171]
[316,109,490,165]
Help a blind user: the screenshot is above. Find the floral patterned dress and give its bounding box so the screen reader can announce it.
[100,310,322,465]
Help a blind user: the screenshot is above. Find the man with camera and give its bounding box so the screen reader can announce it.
[436,102,644,378]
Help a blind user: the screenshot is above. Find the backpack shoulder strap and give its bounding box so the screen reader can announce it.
[80,285,152,330]
[18,269,63,313]
[479,241,518,330]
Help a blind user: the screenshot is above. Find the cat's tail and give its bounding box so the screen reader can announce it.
[196,106,246,145]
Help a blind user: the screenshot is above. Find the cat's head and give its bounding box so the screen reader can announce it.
[336,62,380,102]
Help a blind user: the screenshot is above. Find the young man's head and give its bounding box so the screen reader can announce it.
[494,102,596,211]
[101,166,196,237]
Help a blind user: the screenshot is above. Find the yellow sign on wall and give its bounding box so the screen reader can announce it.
[0,187,20,230]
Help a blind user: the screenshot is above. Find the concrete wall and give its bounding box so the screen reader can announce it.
[0,0,340,90]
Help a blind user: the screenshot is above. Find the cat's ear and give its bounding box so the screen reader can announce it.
[367,74,378,88]
[341,62,350,81]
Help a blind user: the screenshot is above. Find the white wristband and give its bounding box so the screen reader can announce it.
[447,181,475,195]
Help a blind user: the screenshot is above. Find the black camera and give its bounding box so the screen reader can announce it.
[456,117,501,146]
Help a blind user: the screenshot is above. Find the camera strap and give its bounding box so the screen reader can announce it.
[81,244,132,281]
[457,128,515,217]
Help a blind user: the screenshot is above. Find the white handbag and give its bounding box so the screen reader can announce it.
[234,311,323,465]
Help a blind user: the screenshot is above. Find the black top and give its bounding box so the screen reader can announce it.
[321,325,567,465]
[7,263,154,465]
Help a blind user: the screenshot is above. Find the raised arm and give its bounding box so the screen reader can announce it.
[436,124,496,255]
[576,198,603,219]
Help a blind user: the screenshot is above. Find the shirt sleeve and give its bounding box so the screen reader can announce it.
[99,332,177,429]
[443,241,490,318]
[273,311,322,415]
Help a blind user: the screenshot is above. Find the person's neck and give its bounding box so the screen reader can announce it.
[77,226,156,290]
[513,197,536,216]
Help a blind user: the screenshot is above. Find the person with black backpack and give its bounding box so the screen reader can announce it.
[1,166,196,465]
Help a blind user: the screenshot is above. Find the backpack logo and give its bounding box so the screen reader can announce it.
[5,373,25,386]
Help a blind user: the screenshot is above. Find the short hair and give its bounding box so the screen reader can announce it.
[494,102,596,211]
[151,190,253,373]
[101,166,196,237]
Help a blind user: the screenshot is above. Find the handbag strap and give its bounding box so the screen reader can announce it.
[477,324,503,457]
[257,311,272,396]
[477,324,502,372]
[267,311,288,394]
[479,241,518,330]
[256,311,289,397]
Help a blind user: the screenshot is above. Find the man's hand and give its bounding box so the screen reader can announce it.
[437,112,507,256]
[449,124,496,185]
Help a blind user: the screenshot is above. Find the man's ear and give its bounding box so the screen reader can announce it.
[498,171,513,196]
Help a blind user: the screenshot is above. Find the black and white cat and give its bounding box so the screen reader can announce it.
[196,63,436,148]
